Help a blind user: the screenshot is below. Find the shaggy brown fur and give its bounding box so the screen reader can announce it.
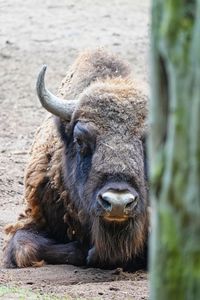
[3,49,148,270]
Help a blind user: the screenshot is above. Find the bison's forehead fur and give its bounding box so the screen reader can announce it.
[73,77,148,138]
[58,48,131,99]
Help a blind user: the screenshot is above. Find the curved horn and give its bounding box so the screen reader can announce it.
[36,65,77,120]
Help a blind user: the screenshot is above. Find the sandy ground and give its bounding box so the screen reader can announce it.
[0,0,150,298]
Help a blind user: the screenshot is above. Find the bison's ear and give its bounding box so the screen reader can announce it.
[36,65,78,121]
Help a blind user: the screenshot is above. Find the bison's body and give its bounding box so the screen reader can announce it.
[3,49,148,270]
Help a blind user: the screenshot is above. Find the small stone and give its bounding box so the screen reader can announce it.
[109,287,120,291]
[112,267,123,275]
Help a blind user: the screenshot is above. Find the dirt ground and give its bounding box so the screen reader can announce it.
[0,0,150,299]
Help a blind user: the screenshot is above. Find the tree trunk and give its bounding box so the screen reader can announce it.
[149,1,200,299]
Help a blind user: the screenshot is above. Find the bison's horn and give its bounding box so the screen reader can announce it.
[36,65,77,120]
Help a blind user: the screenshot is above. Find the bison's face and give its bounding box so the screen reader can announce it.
[62,120,147,223]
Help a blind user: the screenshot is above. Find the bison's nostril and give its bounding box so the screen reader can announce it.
[98,195,112,211]
[125,196,138,210]
[125,201,134,209]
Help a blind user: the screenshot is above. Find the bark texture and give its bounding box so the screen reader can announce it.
[149,1,200,299]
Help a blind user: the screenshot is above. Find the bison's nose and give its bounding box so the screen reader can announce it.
[98,190,138,217]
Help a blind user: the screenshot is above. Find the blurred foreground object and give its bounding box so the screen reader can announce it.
[149,1,200,299]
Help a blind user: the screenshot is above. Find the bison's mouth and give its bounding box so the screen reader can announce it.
[103,215,129,222]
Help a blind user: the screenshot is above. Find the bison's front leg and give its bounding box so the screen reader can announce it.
[43,241,86,266]
[3,229,86,268]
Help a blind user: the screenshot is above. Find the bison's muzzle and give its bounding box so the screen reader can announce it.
[96,183,138,222]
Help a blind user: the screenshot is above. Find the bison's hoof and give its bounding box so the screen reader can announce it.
[86,246,98,266]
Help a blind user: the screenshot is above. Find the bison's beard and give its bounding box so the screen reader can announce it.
[91,213,148,268]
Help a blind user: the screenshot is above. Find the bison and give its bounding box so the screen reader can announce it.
[3,49,149,270]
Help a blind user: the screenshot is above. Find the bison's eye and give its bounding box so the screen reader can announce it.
[74,137,91,156]
[74,137,83,147]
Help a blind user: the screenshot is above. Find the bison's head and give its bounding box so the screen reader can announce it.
[37,65,148,268]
